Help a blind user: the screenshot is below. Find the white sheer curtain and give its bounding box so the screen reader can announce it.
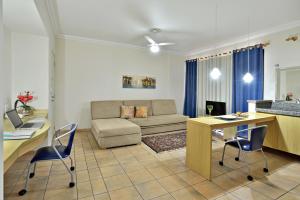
[197,55,233,116]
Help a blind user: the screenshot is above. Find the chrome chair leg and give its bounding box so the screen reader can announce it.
[53,147,75,188]
[18,163,33,196]
[241,152,253,181]
[29,162,37,178]
[235,149,241,161]
[261,149,269,173]
[219,144,227,166]
[59,157,75,187]
[69,157,75,171]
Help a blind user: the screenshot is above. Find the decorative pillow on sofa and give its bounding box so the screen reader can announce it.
[120,105,135,119]
[135,106,148,118]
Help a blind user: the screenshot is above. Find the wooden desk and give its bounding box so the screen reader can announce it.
[186,113,276,180]
[4,110,50,173]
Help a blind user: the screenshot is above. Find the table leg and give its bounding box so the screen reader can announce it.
[186,121,212,180]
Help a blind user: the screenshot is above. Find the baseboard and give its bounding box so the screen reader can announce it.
[77,128,91,132]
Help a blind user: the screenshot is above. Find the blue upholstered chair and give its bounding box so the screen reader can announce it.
[19,123,78,196]
[219,125,269,181]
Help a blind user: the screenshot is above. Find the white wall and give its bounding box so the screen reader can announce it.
[3,26,11,111]
[188,26,300,100]
[169,55,185,113]
[55,37,185,128]
[11,32,49,109]
[0,0,5,197]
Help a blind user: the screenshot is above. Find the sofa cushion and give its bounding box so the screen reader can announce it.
[129,114,188,127]
[92,118,141,138]
[121,105,135,119]
[91,101,123,119]
[152,99,177,115]
[135,106,148,118]
[123,100,153,116]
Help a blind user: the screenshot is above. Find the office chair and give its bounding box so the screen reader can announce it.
[19,123,78,196]
[218,125,269,181]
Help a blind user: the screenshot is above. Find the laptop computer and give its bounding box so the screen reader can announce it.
[6,109,44,129]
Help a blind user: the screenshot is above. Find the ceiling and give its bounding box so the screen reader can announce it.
[3,0,47,36]
[51,0,300,54]
[4,0,300,54]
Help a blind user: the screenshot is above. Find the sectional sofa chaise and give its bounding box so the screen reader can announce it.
[91,99,188,148]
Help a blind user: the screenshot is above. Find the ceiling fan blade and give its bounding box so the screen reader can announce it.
[145,36,156,44]
[158,43,175,46]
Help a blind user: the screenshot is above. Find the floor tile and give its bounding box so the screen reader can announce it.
[79,196,95,200]
[4,131,299,200]
[214,193,240,200]
[277,192,300,200]
[247,180,287,199]
[77,181,93,199]
[260,172,299,191]
[44,188,77,200]
[13,176,48,193]
[100,165,124,178]
[127,169,155,185]
[171,186,206,200]
[109,186,142,200]
[148,166,173,179]
[230,186,272,200]
[88,168,102,180]
[135,180,168,200]
[121,163,144,173]
[77,170,90,182]
[94,193,110,200]
[151,194,175,200]
[193,180,224,199]
[46,174,72,190]
[158,175,189,192]
[104,174,132,191]
[91,179,107,195]
[212,174,244,192]
[176,170,206,185]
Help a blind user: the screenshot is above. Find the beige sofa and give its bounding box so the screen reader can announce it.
[91,99,188,148]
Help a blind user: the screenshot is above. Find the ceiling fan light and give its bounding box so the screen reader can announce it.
[210,68,221,80]
[150,45,160,53]
[243,72,254,83]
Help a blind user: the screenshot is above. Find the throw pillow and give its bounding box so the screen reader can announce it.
[120,105,135,119]
[135,106,148,118]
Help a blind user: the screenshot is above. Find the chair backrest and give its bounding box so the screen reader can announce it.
[64,123,78,156]
[250,125,267,151]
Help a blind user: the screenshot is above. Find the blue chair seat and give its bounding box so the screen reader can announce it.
[30,145,69,163]
[227,139,251,151]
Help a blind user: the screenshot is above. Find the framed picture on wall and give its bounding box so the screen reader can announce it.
[122,75,156,89]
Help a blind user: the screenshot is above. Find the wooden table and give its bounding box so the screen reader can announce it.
[4,110,50,173]
[186,112,276,180]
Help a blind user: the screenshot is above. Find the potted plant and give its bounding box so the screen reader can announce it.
[15,91,35,116]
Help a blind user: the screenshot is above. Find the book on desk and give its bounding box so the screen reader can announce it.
[3,129,36,140]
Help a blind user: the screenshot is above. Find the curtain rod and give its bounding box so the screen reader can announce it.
[188,41,270,61]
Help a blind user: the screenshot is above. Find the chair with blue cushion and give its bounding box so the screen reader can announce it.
[218,125,269,181]
[18,123,78,196]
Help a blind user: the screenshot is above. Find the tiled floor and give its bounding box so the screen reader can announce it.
[4,131,300,200]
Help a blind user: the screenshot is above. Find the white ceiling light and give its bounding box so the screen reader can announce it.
[210,68,222,80]
[150,44,160,53]
[243,72,254,83]
[243,0,254,84]
[144,33,174,54]
[210,1,222,80]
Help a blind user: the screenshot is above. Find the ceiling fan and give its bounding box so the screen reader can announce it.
[145,28,175,53]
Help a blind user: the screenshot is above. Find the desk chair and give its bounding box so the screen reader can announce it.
[19,123,78,196]
[218,125,269,181]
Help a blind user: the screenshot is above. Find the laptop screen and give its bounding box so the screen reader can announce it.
[6,109,23,128]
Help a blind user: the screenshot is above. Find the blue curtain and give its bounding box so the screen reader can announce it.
[184,59,197,117]
[232,46,264,112]
[232,46,264,136]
